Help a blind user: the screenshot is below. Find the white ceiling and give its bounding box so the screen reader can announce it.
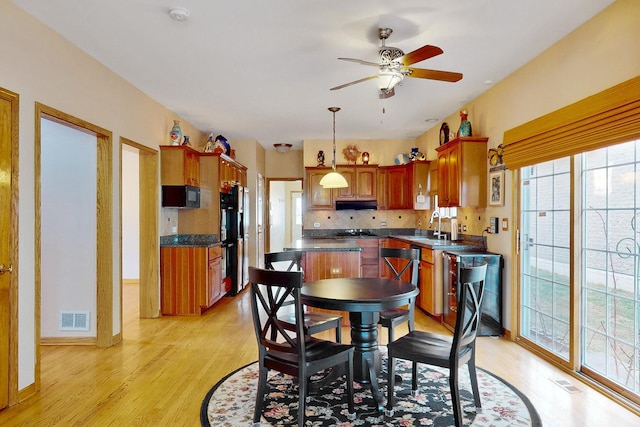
[14,0,615,150]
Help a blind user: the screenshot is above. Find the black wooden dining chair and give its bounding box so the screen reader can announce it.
[248,266,355,425]
[385,263,487,427]
[378,247,420,343]
[265,251,343,342]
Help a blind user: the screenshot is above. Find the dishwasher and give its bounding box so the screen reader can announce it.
[442,250,503,336]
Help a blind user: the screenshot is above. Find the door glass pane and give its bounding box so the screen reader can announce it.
[581,139,640,396]
[520,159,571,360]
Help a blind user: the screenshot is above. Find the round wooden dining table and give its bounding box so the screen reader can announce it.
[300,277,419,411]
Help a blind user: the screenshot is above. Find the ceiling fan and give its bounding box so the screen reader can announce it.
[330,28,463,99]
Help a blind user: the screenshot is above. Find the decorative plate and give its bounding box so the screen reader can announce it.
[342,144,361,163]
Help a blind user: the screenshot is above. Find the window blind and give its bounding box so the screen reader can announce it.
[502,75,640,169]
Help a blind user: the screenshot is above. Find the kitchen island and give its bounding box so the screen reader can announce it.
[284,239,363,326]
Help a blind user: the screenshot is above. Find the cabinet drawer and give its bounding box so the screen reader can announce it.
[420,249,434,264]
[208,245,222,260]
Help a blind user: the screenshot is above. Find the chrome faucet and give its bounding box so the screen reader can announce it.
[429,210,449,239]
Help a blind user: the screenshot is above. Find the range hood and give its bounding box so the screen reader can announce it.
[335,200,377,211]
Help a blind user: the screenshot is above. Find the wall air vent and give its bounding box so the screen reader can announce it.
[59,311,90,331]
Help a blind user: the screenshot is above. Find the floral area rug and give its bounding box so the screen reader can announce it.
[201,347,541,426]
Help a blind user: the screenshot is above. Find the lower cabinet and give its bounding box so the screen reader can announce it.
[356,239,379,278]
[417,248,443,318]
[160,245,223,315]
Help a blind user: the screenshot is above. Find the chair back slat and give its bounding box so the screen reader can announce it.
[249,267,305,357]
[265,251,303,272]
[380,247,420,285]
[451,263,487,361]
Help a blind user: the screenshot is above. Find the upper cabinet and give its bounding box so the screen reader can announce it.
[334,165,378,201]
[379,161,430,210]
[435,137,488,207]
[305,167,334,210]
[160,145,200,187]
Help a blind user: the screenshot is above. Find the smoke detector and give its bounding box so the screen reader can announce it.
[168,7,190,22]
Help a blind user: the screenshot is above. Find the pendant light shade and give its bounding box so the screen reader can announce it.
[320,107,348,189]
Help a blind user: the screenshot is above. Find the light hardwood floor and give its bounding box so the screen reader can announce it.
[1,283,638,426]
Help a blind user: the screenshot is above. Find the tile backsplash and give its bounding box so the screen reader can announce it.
[303,209,417,230]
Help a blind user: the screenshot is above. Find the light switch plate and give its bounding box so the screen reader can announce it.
[502,218,509,231]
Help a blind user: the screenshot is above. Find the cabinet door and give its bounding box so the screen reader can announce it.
[377,168,388,210]
[208,257,222,307]
[418,259,435,314]
[334,167,356,200]
[437,145,460,207]
[305,167,333,210]
[356,167,377,200]
[161,146,200,187]
[386,165,409,209]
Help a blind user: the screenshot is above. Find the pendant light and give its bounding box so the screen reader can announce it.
[319,107,348,189]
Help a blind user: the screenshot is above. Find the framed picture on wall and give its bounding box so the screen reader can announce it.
[489,170,505,206]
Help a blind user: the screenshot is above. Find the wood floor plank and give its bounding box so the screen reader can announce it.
[0,282,637,426]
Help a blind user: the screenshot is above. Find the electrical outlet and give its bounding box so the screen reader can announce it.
[313,222,320,228]
[462,225,467,232]
[380,221,387,227]
[490,217,499,234]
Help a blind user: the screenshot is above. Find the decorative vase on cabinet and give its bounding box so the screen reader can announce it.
[169,120,183,146]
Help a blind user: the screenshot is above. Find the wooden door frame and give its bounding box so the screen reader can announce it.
[35,103,114,368]
[120,138,159,319]
[0,87,19,407]
[265,178,302,254]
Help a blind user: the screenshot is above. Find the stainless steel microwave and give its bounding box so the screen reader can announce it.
[162,185,200,208]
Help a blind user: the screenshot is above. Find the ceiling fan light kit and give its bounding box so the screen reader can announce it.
[319,107,348,189]
[330,27,463,98]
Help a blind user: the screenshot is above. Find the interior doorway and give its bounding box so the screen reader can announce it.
[120,138,159,320]
[266,179,302,253]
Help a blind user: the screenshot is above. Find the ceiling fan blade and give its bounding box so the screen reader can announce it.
[397,45,443,66]
[330,75,378,91]
[406,67,463,82]
[337,57,380,67]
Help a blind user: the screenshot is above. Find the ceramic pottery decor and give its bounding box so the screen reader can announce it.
[169,120,183,146]
[458,109,472,137]
[317,150,325,166]
[213,134,230,155]
[204,134,215,153]
[439,122,450,145]
[362,151,370,164]
[182,135,191,146]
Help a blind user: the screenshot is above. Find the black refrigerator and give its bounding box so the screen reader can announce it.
[442,250,503,336]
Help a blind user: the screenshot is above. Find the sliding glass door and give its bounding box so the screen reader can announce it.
[518,138,640,402]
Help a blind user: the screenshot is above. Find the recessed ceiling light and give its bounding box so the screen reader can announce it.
[484,79,494,85]
[425,118,439,123]
[168,7,190,22]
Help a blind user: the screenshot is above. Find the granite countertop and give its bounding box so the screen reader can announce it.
[160,234,221,248]
[284,239,363,252]
[390,235,485,251]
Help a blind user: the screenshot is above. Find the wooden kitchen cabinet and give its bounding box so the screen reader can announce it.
[376,167,388,209]
[160,245,223,315]
[303,250,361,326]
[334,165,377,201]
[378,162,429,210]
[160,145,200,187]
[435,137,488,207]
[305,166,334,210]
[355,238,380,278]
[417,248,443,318]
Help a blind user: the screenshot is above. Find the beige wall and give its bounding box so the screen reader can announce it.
[303,139,417,167]
[1,2,205,390]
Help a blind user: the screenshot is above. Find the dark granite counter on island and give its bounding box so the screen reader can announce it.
[284,239,363,252]
[389,235,485,251]
[160,234,221,248]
